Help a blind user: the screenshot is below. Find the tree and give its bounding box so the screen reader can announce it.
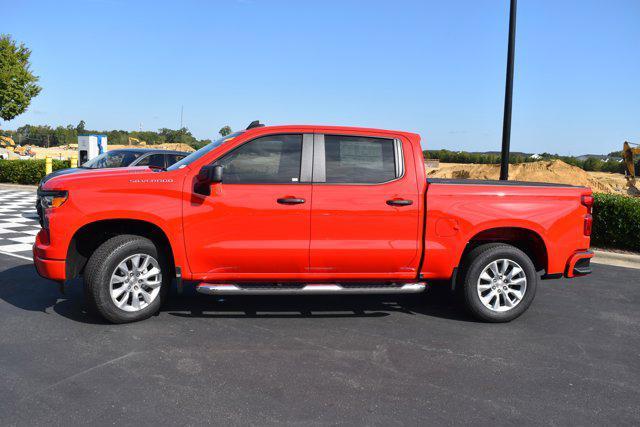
[0,34,41,122]
[219,125,232,137]
[582,157,601,172]
[76,120,86,134]
[159,127,197,146]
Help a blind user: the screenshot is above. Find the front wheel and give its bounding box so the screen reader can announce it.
[461,243,538,322]
[84,235,170,323]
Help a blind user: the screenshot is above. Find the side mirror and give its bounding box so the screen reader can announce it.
[211,165,223,183]
[194,165,223,196]
[197,164,223,183]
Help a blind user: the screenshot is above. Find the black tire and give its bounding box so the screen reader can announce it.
[84,235,170,324]
[460,243,537,323]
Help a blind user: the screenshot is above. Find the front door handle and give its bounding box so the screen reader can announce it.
[277,197,306,205]
[386,199,413,206]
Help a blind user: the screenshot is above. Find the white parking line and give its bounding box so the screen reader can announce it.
[0,249,33,261]
[0,189,39,260]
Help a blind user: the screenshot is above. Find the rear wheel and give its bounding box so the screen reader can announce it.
[460,243,537,322]
[84,235,170,323]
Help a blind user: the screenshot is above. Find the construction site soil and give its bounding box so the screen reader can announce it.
[29,143,195,160]
[427,160,633,196]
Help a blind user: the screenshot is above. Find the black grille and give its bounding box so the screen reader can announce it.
[35,195,43,227]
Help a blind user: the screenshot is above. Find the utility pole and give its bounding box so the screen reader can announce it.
[180,105,184,129]
[500,0,517,180]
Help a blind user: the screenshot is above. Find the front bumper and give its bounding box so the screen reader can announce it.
[33,231,66,282]
[565,250,594,278]
[33,250,66,282]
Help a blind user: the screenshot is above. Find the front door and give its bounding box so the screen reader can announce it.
[183,133,313,278]
[309,134,420,279]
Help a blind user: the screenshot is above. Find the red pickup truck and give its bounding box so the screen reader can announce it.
[34,122,594,324]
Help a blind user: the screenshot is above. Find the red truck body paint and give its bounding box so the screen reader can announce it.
[34,125,592,285]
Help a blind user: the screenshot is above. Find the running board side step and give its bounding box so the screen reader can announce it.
[195,283,426,295]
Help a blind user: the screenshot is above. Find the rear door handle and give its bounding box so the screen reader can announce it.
[386,199,413,206]
[277,198,306,205]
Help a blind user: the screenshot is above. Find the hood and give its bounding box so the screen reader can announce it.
[39,167,84,187]
[41,166,160,190]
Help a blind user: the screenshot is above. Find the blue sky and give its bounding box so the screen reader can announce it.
[4,0,639,154]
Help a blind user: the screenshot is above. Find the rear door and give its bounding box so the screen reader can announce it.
[309,134,420,279]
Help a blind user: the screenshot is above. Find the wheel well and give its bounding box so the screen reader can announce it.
[460,227,548,273]
[66,219,175,280]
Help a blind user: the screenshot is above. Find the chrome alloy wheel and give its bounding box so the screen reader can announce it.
[109,254,162,312]
[477,258,527,312]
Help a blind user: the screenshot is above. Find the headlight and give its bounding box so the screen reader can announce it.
[39,190,68,209]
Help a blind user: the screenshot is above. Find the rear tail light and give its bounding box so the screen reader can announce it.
[581,194,594,236]
[584,214,593,236]
[581,194,594,213]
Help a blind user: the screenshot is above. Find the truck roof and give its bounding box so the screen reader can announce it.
[244,124,421,140]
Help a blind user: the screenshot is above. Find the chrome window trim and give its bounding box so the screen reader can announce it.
[394,139,404,178]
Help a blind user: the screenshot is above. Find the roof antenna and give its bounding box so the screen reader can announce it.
[246,120,265,130]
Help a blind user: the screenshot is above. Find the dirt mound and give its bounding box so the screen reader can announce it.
[29,143,195,160]
[109,143,196,153]
[426,160,631,196]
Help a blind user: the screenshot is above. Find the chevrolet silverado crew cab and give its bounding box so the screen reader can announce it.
[34,122,594,324]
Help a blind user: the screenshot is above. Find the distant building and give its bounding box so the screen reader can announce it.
[575,154,608,161]
[575,154,623,162]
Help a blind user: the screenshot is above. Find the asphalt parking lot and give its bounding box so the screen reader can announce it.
[0,253,638,426]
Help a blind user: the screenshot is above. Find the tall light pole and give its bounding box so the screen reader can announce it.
[500,0,517,180]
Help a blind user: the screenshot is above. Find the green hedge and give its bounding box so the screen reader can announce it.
[0,159,71,185]
[592,193,640,252]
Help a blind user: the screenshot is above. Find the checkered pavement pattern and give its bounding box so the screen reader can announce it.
[0,190,40,259]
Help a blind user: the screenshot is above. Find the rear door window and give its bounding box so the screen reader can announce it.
[323,135,397,183]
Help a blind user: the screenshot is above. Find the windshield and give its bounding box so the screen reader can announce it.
[167,131,244,171]
[82,150,144,169]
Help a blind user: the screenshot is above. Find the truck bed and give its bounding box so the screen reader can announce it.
[422,178,592,281]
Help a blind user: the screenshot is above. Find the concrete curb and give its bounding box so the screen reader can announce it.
[592,249,640,270]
